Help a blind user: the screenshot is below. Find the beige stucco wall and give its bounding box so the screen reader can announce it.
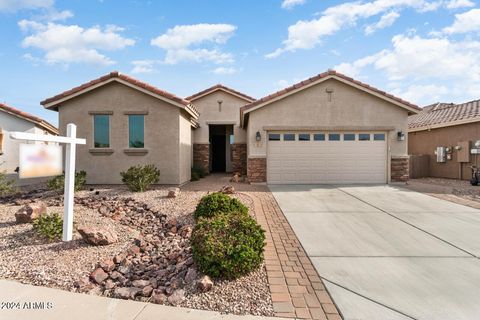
[191,90,248,144]
[246,78,409,180]
[58,81,188,185]
[179,110,192,183]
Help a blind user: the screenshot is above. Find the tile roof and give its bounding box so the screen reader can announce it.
[186,84,256,102]
[240,70,421,114]
[0,102,58,135]
[41,71,191,108]
[408,100,480,130]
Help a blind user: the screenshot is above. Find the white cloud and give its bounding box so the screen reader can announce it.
[391,84,449,103]
[446,0,475,9]
[151,23,236,65]
[443,8,480,34]
[281,0,306,9]
[0,0,52,12]
[334,34,480,104]
[266,0,456,58]
[212,67,237,75]
[365,11,400,34]
[131,60,157,74]
[19,20,135,66]
[42,9,73,21]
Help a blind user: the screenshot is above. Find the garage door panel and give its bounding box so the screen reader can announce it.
[267,132,387,184]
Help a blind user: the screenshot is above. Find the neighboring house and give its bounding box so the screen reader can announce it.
[0,103,58,183]
[408,100,480,180]
[42,70,419,185]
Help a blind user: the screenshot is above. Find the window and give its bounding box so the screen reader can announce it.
[329,133,340,141]
[344,133,355,141]
[93,115,110,148]
[284,133,295,141]
[299,133,310,141]
[268,133,280,141]
[374,133,385,141]
[128,115,144,148]
[359,133,370,141]
[229,134,235,145]
[313,133,325,141]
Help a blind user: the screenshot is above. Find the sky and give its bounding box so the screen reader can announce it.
[1,0,480,126]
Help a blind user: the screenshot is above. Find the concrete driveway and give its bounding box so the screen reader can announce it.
[269,185,480,320]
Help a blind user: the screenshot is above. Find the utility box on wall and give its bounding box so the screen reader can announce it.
[436,146,446,163]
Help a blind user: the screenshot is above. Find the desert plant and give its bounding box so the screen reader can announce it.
[120,164,160,192]
[191,168,200,181]
[191,213,266,279]
[46,170,87,193]
[192,165,208,178]
[194,192,248,220]
[33,213,63,241]
[0,171,15,196]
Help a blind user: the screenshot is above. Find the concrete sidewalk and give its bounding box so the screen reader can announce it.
[0,280,287,320]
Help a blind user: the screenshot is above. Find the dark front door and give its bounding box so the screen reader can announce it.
[211,135,226,172]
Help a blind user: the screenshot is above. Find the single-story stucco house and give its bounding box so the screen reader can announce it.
[0,102,58,184]
[408,100,480,180]
[41,70,420,185]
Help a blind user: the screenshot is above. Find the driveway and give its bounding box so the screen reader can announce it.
[269,185,480,320]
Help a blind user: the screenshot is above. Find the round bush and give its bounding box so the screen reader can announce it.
[191,213,265,279]
[194,192,248,220]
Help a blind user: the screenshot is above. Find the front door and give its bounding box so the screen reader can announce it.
[211,135,226,172]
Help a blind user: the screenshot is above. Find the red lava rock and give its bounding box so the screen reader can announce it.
[100,259,115,272]
[15,202,47,223]
[90,268,109,284]
[197,275,213,293]
[167,188,180,198]
[167,289,185,306]
[220,185,235,194]
[78,226,118,246]
[151,289,167,304]
[114,253,126,264]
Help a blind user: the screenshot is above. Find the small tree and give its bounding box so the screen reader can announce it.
[120,164,160,192]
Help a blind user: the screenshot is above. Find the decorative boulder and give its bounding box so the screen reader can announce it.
[15,202,47,223]
[90,267,109,284]
[151,290,167,304]
[78,226,118,246]
[167,188,180,198]
[167,289,185,306]
[196,275,213,293]
[220,185,235,194]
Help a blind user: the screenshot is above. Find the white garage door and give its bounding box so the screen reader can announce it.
[267,132,387,184]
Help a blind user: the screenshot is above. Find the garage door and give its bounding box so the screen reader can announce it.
[267,132,387,184]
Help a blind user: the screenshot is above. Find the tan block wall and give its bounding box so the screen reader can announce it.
[58,81,186,185]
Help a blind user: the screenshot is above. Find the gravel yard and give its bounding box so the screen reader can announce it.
[405,177,480,209]
[0,183,274,316]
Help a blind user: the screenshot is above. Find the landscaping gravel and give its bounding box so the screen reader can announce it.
[0,184,274,317]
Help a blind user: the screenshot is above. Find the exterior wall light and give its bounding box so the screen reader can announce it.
[256,131,261,142]
[397,131,405,141]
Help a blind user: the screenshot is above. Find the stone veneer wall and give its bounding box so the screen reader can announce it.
[232,143,247,175]
[391,156,409,182]
[247,157,267,183]
[193,144,210,173]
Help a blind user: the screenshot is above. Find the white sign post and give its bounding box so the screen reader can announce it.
[11,123,86,241]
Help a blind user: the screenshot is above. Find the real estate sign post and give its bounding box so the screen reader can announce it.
[10,123,86,241]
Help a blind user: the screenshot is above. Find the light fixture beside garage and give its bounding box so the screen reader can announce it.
[397,131,405,141]
[256,131,261,142]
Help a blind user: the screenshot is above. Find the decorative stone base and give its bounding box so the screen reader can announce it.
[232,144,247,175]
[193,144,210,173]
[247,157,266,183]
[391,156,409,182]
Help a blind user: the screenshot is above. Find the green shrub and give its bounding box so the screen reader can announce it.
[194,192,248,220]
[192,165,208,178]
[0,171,15,196]
[191,169,200,181]
[120,164,160,192]
[47,170,87,192]
[191,213,266,279]
[33,213,63,241]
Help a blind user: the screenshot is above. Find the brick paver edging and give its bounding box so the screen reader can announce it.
[248,192,342,320]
